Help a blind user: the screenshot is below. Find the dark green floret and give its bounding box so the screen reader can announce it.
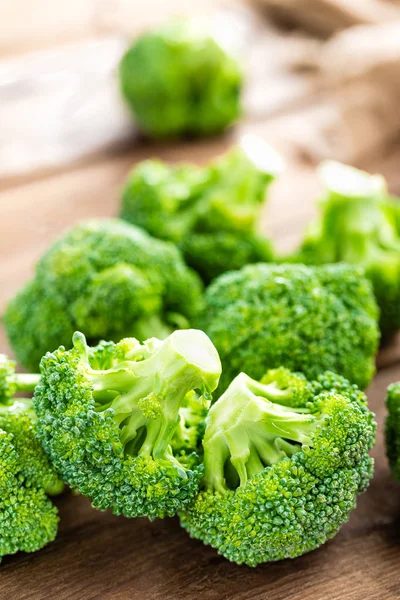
[121,136,282,282]
[34,329,221,519]
[196,262,379,393]
[291,161,400,337]
[0,359,63,562]
[4,219,203,370]
[119,18,243,137]
[180,369,376,566]
[385,382,400,481]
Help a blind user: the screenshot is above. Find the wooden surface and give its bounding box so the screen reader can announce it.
[2,2,400,598]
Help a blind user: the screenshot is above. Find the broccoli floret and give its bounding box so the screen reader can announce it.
[385,382,400,481]
[121,136,282,282]
[4,219,203,370]
[119,19,243,137]
[292,161,400,337]
[180,231,273,284]
[196,263,379,392]
[180,369,376,566]
[34,329,221,519]
[0,359,63,562]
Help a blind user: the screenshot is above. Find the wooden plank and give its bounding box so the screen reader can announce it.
[0,362,398,599]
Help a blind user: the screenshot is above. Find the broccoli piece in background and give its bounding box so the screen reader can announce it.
[291,161,400,337]
[180,369,376,566]
[121,136,283,282]
[0,357,63,562]
[4,219,203,370]
[386,382,400,481]
[119,19,243,137]
[180,230,273,283]
[196,263,379,393]
[34,329,221,519]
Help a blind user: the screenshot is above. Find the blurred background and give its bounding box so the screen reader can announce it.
[2,0,400,337]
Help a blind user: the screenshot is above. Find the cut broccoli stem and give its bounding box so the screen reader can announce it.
[0,353,41,404]
[11,373,41,393]
[203,373,322,493]
[73,329,221,463]
[317,161,400,259]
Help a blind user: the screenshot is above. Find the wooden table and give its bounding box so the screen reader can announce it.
[1,2,400,598]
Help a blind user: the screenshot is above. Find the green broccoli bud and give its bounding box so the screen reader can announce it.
[180,369,376,566]
[34,329,221,519]
[385,382,400,481]
[0,377,64,562]
[196,263,379,393]
[292,161,400,337]
[4,219,203,370]
[119,19,243,137]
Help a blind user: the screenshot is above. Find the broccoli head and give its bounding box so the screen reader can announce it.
[121,136,282,282]
[34,329,221,519]
[0,356,63,562]
[292,161,400,337]
[385,382,400,481]
[4,219,203,370]
[180,369,376,566]
[196,263,379,392]
[119,19,243,137]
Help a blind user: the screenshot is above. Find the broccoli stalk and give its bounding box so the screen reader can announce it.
[0,354,40,404]
[203,373,318,493]
[72,330,219,466]
[34,329,222,518]
[295,161,400,336]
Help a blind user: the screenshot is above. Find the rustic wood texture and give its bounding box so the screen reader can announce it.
[2,2,400,598]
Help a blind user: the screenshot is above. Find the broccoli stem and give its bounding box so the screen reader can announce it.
[12,373,41,393]
[203,373,320,493]
[73,330,221,463]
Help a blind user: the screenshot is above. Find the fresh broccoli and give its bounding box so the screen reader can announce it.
[180,368,376,566]
[4,219,203,370]
[119,19,243,137]
[34,329,221,519]
[196,263,379,393]
[385,382,400,481]
[0,355,63,562]
[121,136,283,282]
[291,161,400,337]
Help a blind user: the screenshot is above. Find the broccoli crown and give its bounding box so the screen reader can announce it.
[385,382,400,481]
[196,263,380,392]
[180,369,376,566]
[34,329,221,519]
[121,136,282,281]
[294,161,400,337]
[119,19,243,137]
[0,393,63,561]
[180,231,274,284]
[4,219,203,370]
